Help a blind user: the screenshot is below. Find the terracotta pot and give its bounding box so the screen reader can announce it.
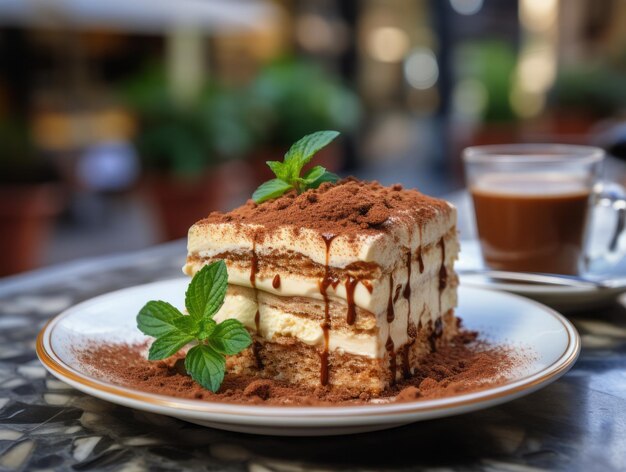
[248,143,344,188]
[143,171,223,241]
[469,123,520,146]
[547,110,597,136]
[0,184,62,277]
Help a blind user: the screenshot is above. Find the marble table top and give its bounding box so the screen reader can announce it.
[0,240,625,471]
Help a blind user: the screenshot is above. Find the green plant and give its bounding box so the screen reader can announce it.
[0,120,57,184]
[245,59,361,147]
[551,63,626,116]
[122,65,253,176]
[455,41,517,123]
[136,260,251,392]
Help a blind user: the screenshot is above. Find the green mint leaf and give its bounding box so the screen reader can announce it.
[252,178,293,203]
[198,318,217,341]
[185,260,228,322]
[254,131,341,201]
[137,301,183,337]
[306,170,339,189]
[283,158,302,184]
[209,319,252,355]
[283,130,340,179]
[147,331,196,360]
[301,165,327,184]
[185,344,225,392]
[266,161,289,181]
[136,257,255,392]
[173,316,200,337]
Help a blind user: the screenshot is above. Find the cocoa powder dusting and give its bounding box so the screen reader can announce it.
[197,178,451,241]
[76,329,521,406]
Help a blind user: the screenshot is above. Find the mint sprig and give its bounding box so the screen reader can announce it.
[136,260,252,392]
[252,130,340,203]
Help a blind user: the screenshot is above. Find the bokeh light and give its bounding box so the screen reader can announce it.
[404,47,439,90]
[517,48,557,94]
[366,26,410,63]
[453,78,488,119]
[296,14,348,54]
[510,83,546,118]
[450,0,484,16]
[520,0,558,32]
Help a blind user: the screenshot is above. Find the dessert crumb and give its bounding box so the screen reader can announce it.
[395,386,420,402]
[243,380,273,400]
[419,378,439,390]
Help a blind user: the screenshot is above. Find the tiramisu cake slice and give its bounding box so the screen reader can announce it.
[183,178,459,396]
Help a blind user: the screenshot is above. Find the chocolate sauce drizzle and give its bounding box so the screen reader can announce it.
[400,343,412,379]
[427,237,447,352]
[254,310,260,332]
[345,275,358,326]
[408,305,427,366]
[434,317,443,337]
[386,336,396,384]
[401,249,414,379]
[272,274,281,289]
[417,225,425,274]
[400,225,423,380]
[438,237,447,291]
[416,247,424,273]
[393,284,402,303]
[250,240,263,369]
[252,342,263,369]
[429,317,444,352]
[438,237,447,315]
[250,242,259,288]
[403,251,412,301]
[386,273,396,384]
[386,274,395,323]
[319,234,337,386]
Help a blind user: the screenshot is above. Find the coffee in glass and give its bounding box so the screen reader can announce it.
[463,145,626,275]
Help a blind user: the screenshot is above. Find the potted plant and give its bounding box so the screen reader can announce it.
[548,63,626,138]
[0,120,62,276]
[459,41,519,146]
[243,59,361,183]
[123,67,246,241]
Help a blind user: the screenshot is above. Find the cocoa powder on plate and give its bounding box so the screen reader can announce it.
[76,330,520,406]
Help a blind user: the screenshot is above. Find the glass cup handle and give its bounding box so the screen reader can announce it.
[594,182,626,255]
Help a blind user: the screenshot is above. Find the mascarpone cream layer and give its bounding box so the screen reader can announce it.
[185,232,459,313]
[214,280,457,359]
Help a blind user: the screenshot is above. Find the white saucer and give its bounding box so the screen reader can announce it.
[457,240,626,311]
[37,279,580,436]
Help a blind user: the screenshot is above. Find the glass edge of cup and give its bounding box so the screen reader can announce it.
[462,144,605,165]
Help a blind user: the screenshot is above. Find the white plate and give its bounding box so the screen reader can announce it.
[458,240,626,312]
[37,279,580,436]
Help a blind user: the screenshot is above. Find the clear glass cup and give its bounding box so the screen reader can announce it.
[463,144,626,275]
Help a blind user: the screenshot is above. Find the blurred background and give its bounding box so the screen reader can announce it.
[1,0,626,277]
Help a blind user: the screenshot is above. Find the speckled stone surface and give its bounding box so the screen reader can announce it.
[0,240,625,471]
